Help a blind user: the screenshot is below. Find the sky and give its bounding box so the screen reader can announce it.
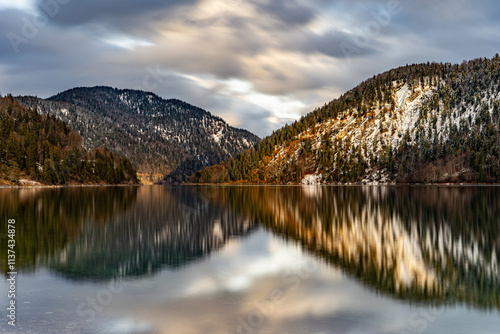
[0,0,499,137]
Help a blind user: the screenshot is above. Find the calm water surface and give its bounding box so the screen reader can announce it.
[1,185,500,333]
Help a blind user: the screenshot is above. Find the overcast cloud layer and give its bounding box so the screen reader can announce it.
[1,0,500,137]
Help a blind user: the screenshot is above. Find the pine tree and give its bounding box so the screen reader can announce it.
[8,159,20,183]
[6,132,21,167]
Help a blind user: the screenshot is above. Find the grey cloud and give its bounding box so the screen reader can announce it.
[298,30,381,59]
[252,69,325,96]
[234,106,277,137]
[363,0,500,38]
[36,0,198,28]
[0,10,25,58]
[254,0,316,27]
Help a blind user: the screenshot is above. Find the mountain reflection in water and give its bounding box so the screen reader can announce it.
[212,186,500,310]
[1,185,499,311]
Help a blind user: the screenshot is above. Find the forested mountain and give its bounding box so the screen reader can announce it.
[194,55,500,184]
[0,95,138,185]
[16,87,260,181]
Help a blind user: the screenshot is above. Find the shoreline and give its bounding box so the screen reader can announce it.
[0,183,142,189]
[182,182,500,187]
[3,181,500,189]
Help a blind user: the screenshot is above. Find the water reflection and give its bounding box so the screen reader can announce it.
[1,185,499,312]
[0,187,138,273]
[48,186,258,280]
[207,186,500,310]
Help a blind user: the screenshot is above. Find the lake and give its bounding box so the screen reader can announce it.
[1,185,500,334]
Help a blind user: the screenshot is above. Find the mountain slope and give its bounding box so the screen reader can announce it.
[16,86,260,181]
[0,94,138,185]
[194,55,500,184]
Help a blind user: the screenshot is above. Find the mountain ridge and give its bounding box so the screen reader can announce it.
[193,55,500,184]
[16,86,260,181]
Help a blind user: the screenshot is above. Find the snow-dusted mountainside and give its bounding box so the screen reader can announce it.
[195,55,500,184]
[16,86,260,180]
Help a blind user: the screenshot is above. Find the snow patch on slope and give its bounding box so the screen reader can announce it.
[301,174,322,185]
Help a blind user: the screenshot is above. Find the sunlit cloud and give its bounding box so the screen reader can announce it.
[101,35,154,50]
[0,0,35,11]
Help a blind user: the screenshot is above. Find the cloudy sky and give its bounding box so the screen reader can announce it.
[1,0,499,137]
